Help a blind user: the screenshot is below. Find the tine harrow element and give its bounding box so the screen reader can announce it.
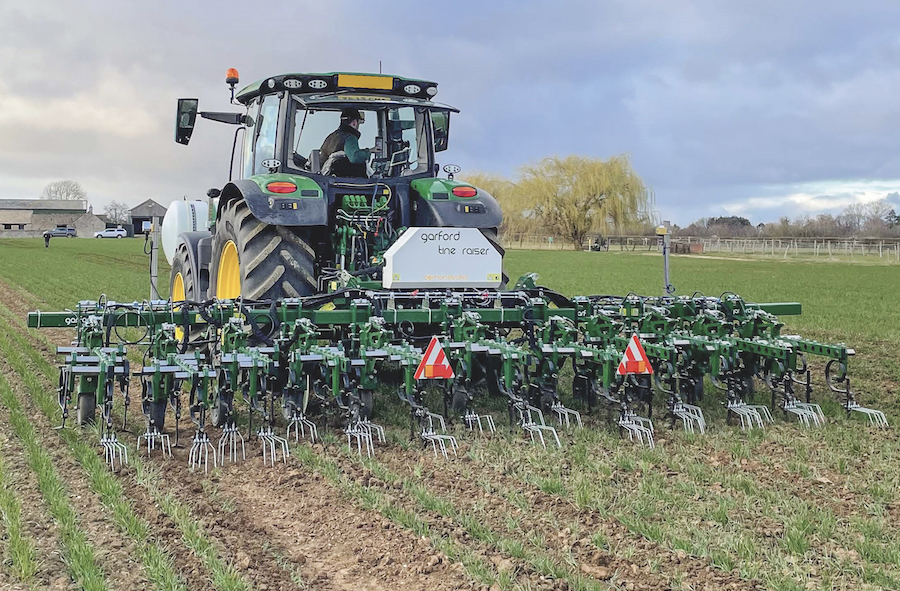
[287,411,318,443]
[189,430,216,473]
[28,286,890,472]
[138,427,172,458]
[422,412,458,459]
[101,433,128,469]
[258,427,290,466]
[550,401,582,428]
[464,411,496,433]
[619,410,655,448]
[346,422,375,457]
[218,422,246,465]
[515,401,561,449]
[672,401,706,434]
[847,402,889,427]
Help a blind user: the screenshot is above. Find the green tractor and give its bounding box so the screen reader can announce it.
[166,69,504,303]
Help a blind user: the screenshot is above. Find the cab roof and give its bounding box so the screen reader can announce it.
[236,72,438,104]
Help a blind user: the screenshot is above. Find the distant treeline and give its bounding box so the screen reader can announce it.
[679,200,900,239]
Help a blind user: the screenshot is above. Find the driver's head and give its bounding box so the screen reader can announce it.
[341,108,364,129]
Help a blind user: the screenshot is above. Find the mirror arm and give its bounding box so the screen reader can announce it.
[199,111,246,125]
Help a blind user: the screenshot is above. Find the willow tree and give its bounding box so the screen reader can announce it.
[517,155,654,249]
[461,172,538,238]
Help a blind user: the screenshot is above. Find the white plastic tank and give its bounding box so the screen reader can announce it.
[161,200,210,264]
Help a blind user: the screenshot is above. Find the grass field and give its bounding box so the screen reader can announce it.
[0,236,898,591]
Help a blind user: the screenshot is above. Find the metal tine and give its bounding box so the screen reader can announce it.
[727,402,763,430]
[346,422,374,457]
[287,411,318,443]
[846,402,890,428]
[517,403,561,448]
[138,427,172,457]
[783,398,821,427]
[258,427,289,466]
[464,411,496,433]
[796,401,825,424]
[422,413,458,459]
[550,401,582,428]
[218,422,246,465]
[189,430,216,473]
[358,419,385,444]
[623,410,654,434]
[618,416,655,448]
[673,401,706,434]
[744,404,774,424]
[101,434,128,469]
[424,433,458,459]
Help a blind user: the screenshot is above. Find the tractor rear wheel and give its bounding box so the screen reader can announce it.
[76,393,96,426]
[170,243,203,302]
[208,198,317,300]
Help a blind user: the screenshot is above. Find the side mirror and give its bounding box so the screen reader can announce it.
[175,98,199,145]
[431,110,450,152]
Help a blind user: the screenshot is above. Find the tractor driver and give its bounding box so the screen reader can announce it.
[319,108,377,177]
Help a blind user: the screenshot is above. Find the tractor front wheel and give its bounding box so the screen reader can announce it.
[208,198,317,300]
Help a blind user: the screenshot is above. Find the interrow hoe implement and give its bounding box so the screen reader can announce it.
[28,70,888,471]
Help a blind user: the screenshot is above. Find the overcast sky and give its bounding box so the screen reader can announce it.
[2,0,900,225]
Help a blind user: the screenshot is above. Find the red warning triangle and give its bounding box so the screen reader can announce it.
[414,336,455,380]
[617,335,654,375]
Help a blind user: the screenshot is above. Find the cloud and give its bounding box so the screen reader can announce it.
[2,0,900,224]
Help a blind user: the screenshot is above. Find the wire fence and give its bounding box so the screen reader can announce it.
[502,234,900,262]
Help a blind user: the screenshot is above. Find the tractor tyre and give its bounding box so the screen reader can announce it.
[76,392,96,426]
[208,198,317,300]
[170,243,210,347]
[149,400,167,432]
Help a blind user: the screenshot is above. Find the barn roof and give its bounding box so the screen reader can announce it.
[0,199,87,212]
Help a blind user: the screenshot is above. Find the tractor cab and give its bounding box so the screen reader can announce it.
[170,70,503,302]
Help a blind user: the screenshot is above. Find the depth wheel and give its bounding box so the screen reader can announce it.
[149,400,167,432]
[359,390,374,420]
[208,198,317,300]
[210,391,232,427]
[76,392,96,426]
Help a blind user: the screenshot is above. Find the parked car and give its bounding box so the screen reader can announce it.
[46,227,76,238]
[94,227,127,239]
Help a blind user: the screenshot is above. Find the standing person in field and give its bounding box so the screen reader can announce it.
[318,108,375,177]
[43,231,50,248]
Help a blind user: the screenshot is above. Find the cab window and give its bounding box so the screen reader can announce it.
[241,99,258,179]
[253,94,280,175]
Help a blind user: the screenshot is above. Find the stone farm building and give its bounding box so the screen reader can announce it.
[0,199,105,238]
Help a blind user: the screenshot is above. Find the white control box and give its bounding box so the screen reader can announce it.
[383,228,503,289]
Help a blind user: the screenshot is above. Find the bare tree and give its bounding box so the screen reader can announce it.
[41,180,86,201]
[104,200,130,224]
